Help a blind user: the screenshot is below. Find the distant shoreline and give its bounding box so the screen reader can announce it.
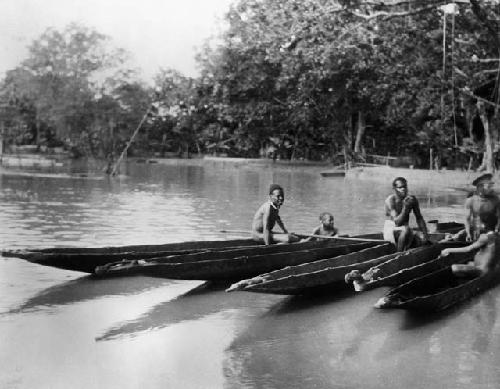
[0,154,486,189]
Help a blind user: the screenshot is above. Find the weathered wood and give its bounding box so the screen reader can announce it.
[94,241,382,281]
[2,238,260,256]
[375,256,500,312]
[345,241,466,292]
[8,238,361,274]
[227,243,395,295]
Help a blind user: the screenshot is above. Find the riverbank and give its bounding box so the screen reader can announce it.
[345,165,479,189]
[0,154,487,189]
[145,157,482,189]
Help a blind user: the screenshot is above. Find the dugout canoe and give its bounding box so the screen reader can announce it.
[1,238,264,273]
[5,237,365,274]
[1,238,261,259]
[344,241,467,292]
[226,243,395,295]
[374,255,500,312]
[93,240,384,281]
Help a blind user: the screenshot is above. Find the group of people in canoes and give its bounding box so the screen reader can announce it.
[252,173,500,278]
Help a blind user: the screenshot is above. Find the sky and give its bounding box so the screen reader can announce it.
[0,0,234,83]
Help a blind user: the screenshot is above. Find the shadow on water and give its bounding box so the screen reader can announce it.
[266,288,356,315]
[372,287,500,361]
[398,286,498,331]
[96,282,282,341]
[5,276,176,314]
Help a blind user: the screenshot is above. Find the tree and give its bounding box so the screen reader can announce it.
[0,23,141,157]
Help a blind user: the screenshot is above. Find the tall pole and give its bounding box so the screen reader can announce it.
[110,107,151,176]
[441,11,447,135]
[451,9,458,147]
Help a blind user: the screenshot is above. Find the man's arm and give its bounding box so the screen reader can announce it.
[262,205,273,245]
[385,196,410,226]
[411,197,429,241]
[442,234,488,256]
[464,197,473,241]
[495,199,500,232]
[276,215,288,234]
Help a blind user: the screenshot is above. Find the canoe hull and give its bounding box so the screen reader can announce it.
[376,260,500,312]
[94,241,384,281]
[228,243,396,295]
[2,238,260,257]
[347,241,467,292]
[7,238,340,273]
[3,237,374,273]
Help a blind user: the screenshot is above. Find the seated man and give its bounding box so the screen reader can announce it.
[383,177,429,251]
[441,213,500,277]
[251,184,299,245]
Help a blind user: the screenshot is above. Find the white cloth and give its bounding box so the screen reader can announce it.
[383,220,407,244]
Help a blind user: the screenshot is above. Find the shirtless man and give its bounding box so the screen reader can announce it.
[384,177,429,251]
[441,213,500,277]
[464,173,500,242]
[252,184,299,245]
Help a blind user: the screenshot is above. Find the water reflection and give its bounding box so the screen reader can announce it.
[97,283,284,341]
[224,288,395,389]
[7,276,175,314]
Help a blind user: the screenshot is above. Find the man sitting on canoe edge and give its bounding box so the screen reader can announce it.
[445,173,500,243]
[384,177,430,251]
[251,184,300,245]
[441,213,500,277]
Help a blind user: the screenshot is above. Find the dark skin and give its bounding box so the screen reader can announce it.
[385,179,429,251]
[465,180,500,242]
[442,223,500,277]
[252,189,297,245]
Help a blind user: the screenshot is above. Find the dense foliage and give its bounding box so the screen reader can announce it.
[1,1,500,171]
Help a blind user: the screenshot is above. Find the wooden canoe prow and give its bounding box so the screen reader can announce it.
[5,235,382,274]
[1,238,261,258]
[346,241,467,292]
[227,243,395,295]
[93,241,383,281]
[376,257,500,312]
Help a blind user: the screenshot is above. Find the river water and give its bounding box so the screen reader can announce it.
[1,162,499,389]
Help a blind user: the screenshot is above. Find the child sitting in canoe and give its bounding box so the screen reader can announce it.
[302,212,339,241]
[441,213,500,277]
[252,184,299,245]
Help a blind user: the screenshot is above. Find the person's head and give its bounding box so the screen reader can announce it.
[392,177,408,198]
[268,184,284,207]
[479,213,498,233]
[319,212,334,228]
[472,173,494,196]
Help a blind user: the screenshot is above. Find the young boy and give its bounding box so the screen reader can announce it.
[252,184,299,245]
[303,212,339,241]
[441,213,500,277]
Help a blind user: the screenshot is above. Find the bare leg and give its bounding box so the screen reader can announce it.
[251,232,299,244]
[272,233,299,244]
[396,226,412,251]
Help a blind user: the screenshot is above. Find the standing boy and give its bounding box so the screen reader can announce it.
[252,184,299,245]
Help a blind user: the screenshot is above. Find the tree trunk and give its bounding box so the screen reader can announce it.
[477,101,495,172]
[35,117,41,146]
[354,111,365,153]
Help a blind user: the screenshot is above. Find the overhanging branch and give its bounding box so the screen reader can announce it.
[460,88,500,109]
